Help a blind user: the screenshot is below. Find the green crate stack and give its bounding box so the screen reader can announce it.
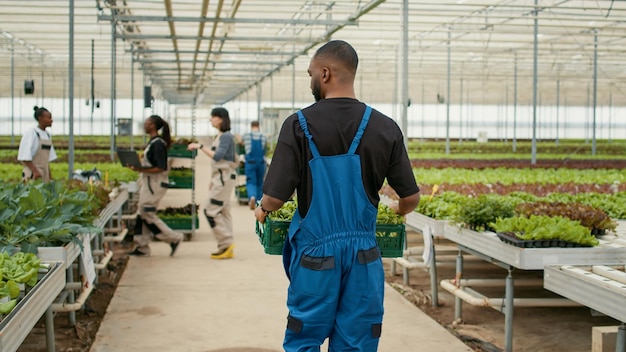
[162,216,200,230]
[168,144,197,158]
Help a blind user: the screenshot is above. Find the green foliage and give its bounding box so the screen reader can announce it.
[268,201,298,222]
[376,203,405,225]
[491,215,599,247]
[0,181,101,252]
[169,167,194,178]
[0,163,138,183]
[157,204,199,218]
[515,201,617,233]
[453,194,518,231]
[543,192,626,219]
[416,191,466,219]
[413,167,626,186]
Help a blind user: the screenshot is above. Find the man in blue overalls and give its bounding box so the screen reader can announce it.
[243,120,267,209]
[255,40,420,351]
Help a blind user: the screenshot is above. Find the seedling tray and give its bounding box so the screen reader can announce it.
[496,232,591,248]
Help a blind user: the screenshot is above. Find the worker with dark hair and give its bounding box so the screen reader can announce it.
[17,106,57,182]
[127,114,183,257]
[256,40,420,351]
[188,107,238,259]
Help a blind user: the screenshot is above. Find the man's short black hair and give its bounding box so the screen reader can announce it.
[314,40,358,74]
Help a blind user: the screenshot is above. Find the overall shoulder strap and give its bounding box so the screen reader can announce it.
[347,105,372,155]
[296,110,320,158]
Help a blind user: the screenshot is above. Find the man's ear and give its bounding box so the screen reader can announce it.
[322,67,330,82]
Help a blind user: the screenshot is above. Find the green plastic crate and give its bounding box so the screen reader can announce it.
[254,220,405,258]
[161,216,200,230]
[168,144,197,158]
[255,218,290,255]
[375,224,406,258]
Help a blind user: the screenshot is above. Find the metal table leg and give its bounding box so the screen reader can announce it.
[617,323,626,352]
[45,307,55,352]
[504,268,515,352]
[429,241,438,307]
[454,250,464,321]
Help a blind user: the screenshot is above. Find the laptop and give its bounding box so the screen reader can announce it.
[117,150,142,168]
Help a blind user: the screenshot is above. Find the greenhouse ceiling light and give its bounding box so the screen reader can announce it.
[1,31,12,39]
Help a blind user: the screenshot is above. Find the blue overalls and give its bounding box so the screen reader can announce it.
[245,132,266,201]
[283,106,384,352]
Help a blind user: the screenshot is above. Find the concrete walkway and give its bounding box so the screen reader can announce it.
[90,152,471,352]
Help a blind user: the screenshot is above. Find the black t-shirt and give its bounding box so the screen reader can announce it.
[263,98,419,216]
[146,137,168,170]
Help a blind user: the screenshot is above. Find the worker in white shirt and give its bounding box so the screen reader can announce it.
[17,106,57,182]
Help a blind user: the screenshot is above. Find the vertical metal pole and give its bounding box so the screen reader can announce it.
[257,83,262,120]
[68,0,75,179]
[291,45,295,111]
[400,0,409,147]
[556,79,560,146]
[459,77,463,144]
[608,91,613,142]
[592,30,598,156]
[45,307,55,352]
[41,55,44,104]
[421,80,425,140]
[586,83,590,144]
[63,78,66,134]
[513,51,518,153]
[531,0,538,165]
[504,84,509,142]
[191,97,196,238]
[10,39,15,146]
[130,46,134,150]
[91,38,95,136]
[110,21,117,160]
[393,46,398,120]
[616,323,626,352]
[454,251,464,321]
[504,268,515,352]
[445,29,451,154]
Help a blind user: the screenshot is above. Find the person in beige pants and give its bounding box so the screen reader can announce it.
[188,107,238,259]
[127,115,183,257]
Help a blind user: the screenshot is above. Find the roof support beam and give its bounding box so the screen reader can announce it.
[98,14,357,26]
[116,34,320,42]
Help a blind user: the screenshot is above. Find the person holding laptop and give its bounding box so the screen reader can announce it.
[125,114,183,257]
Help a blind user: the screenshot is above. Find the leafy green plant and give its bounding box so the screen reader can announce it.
[453,194,517,231]
[0,181,101,253]
[515,201,617,234]
[416,191,466,219]
[491,215,599,247]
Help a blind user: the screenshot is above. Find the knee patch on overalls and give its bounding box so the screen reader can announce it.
[286,314,303,333]
[134,215,143,235]
[204,211,216,228]
[371,323,382,338]
[146,222,161,235]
